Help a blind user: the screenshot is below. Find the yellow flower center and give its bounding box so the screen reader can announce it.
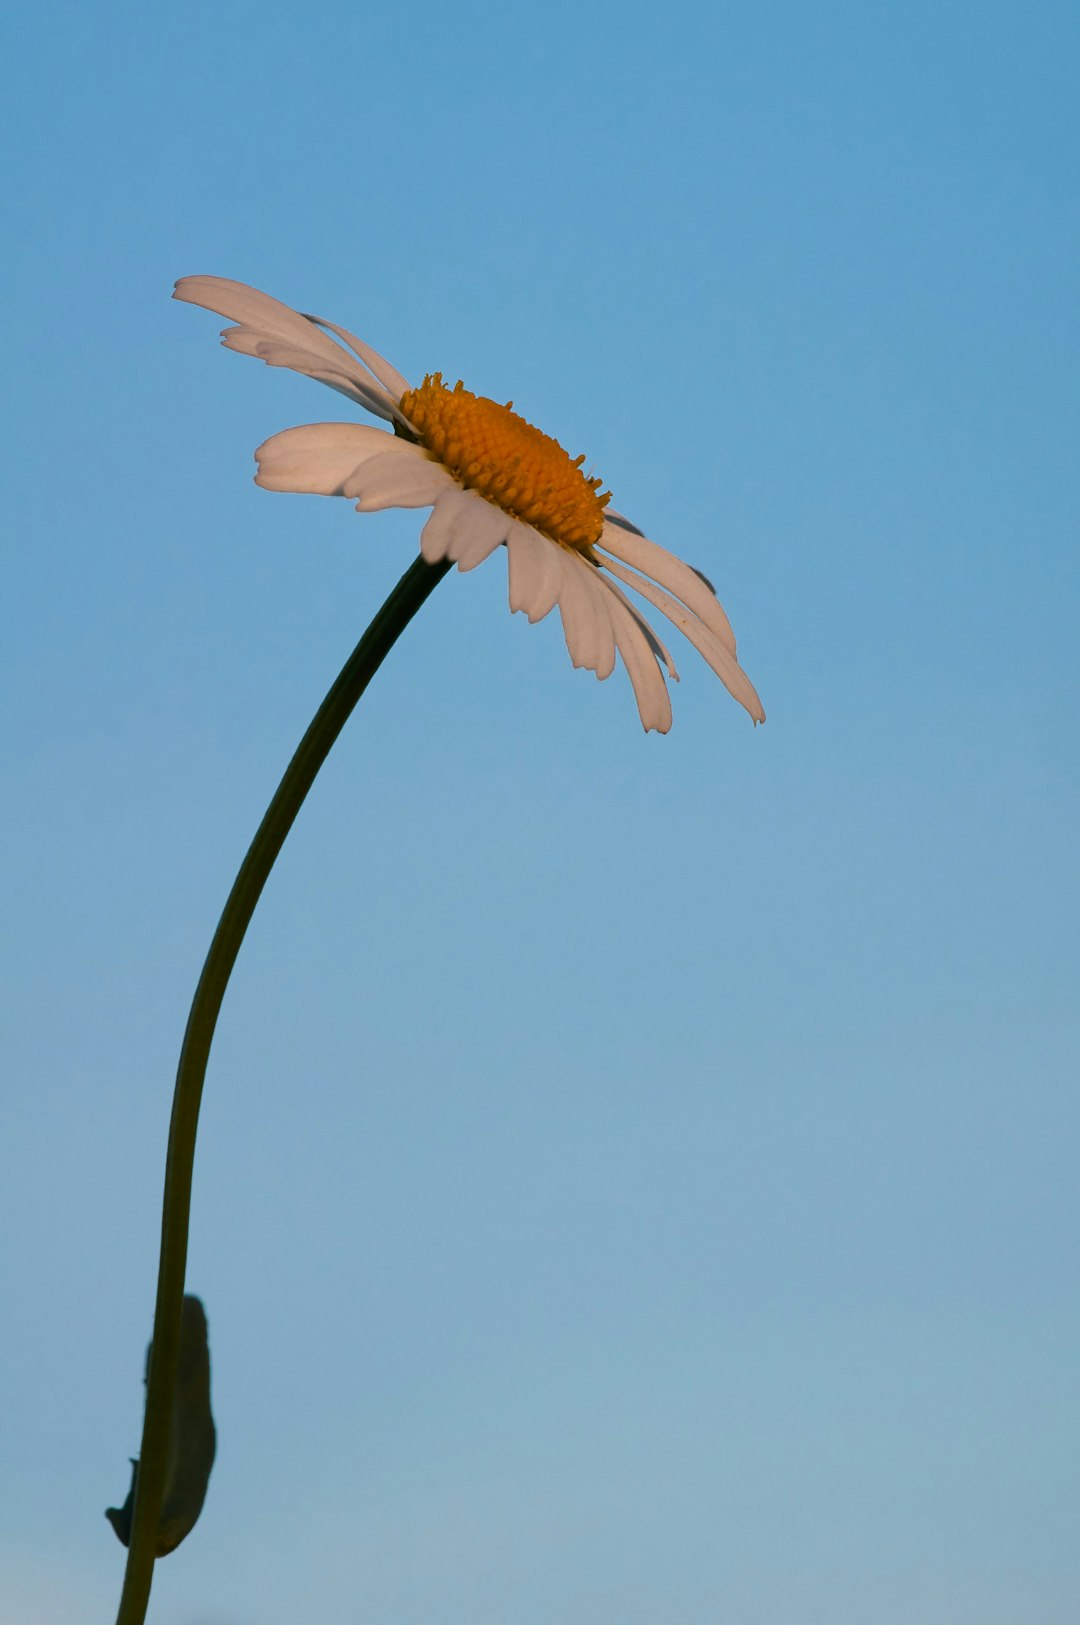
[399,373,610,550]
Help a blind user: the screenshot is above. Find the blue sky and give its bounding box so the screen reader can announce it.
[3,1,1078,1621]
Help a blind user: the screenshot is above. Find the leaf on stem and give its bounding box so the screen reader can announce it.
[106,1294,217,1556]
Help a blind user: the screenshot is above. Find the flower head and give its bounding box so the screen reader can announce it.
[173,276,765,734]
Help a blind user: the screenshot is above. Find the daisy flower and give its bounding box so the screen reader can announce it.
[174,276,765,734]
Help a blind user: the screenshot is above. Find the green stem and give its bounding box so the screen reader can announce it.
[115,553,451,1625]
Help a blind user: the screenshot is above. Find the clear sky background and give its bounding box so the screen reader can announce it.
[3,2,1078,1622]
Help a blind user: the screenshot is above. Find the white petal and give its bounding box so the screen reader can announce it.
[602,556,765,723]
[420,488,508,569]
[254,422,419,494]
[555,551,616,680]
[505,524,562,623]
[174,276,330,346]
[302,313,411,401]
[597,572,679,681]
[173,276,405,424]
[603,507,646,536]
[419,488,468,564]
[220,332,397,420]
[347,450,458,511]
[598,520,738,657]
[454,509,511,572]
[604,590,673,734]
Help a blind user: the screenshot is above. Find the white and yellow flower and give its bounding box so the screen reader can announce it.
[174,276,765,734]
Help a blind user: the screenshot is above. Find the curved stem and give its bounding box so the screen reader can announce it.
[115,554,451,1625]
